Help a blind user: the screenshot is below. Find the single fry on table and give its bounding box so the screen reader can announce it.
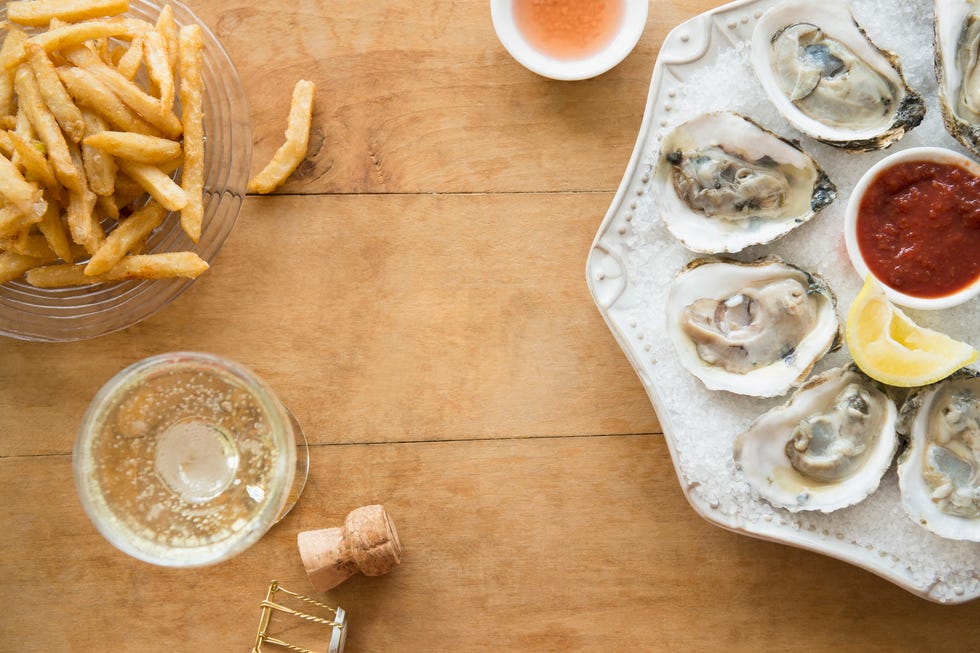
[248,79,316,194]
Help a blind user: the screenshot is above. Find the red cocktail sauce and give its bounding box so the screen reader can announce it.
[856,161,980,298]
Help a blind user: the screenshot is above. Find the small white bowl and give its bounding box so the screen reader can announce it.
[490,0,648,81]
[844,146,980,310]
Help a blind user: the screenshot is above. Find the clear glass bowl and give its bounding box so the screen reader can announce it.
[75,352,309,567]
[0,0,251,341]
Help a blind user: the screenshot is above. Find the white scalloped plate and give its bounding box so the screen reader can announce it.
[586,0,980,603]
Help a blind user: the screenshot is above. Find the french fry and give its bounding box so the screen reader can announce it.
[143,31,174,111]
[27,251,208,287]
[0,151,45,219]
[155,5,179,73]
[64,46,182,138]
[85,199,166,275]
[117,159,186,211]
[96,191,119,221]
[36,199,74,263]
[26,43,86,143]
[177,25,204,241]
[0,27,28,116]
[57,65,161,137]
[0,250,58,284]
[84,130,181,163]
[0,203,43,239]
[1,232,54,258]
[248,79,316,194]
[65,139,105,254]
[7,0,130,27]
[80,109,116,196]
[5,19,148,69]
[115,36,143,80]
[6,131,67,205]
[14,103,34,141]
[14,65,82,194]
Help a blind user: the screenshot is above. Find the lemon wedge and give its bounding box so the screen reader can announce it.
[846,277,977,387]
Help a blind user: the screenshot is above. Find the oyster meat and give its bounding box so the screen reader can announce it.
[735,365,898,512]
[751,0,925,151]
[897,370,980,541]
[666,257,840,397]
[654,111,836,254]
[935,0,980,155]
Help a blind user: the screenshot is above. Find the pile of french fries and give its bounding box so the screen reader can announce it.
[0,0,209,287]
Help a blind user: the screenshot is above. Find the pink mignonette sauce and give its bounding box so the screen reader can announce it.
[512,0,626,60]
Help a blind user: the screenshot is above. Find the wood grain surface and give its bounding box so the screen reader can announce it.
[1,1,979,651]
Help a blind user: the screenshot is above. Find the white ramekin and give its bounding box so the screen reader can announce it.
[490,0,648,81]
[844,146,980,310]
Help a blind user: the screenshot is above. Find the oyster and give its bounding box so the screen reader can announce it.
[751,0,925,151]
[735,365,898,512]
[654,112,836,253]
[935,0,980,155]
[897,370,980,541]
[666,257,840,397]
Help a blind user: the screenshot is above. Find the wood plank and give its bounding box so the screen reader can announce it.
[175,0,721,195]
[2,436,978,652]
[0,193,660,457]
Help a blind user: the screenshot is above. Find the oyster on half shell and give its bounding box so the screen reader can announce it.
[666,257,840,397]
[751,0,925,151]
[935,0,980,156]
[735,365,899,512]
[654,112,837,254]
[897,370,980,541]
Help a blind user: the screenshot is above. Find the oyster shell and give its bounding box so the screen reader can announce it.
[666,257,841,397]
[735,365,899,512]
[897,369,980,541]
[935,0,980,155]
[751,0,925,151]
[654,111,837,253]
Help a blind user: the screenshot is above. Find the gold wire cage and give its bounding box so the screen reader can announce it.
[252,580,347,653]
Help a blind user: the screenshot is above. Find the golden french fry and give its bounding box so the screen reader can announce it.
[143,31,174,111]
[117,159,186,211]
[177,25,204,241]
[64,46,182,138]
[0,151,45,219]
[0,250,58,284]
[57,65,161,137]
[80,110,116,196]
[0,27,29,116]
[7,0,130,27]
[0,203,44,239]
[84,130,181,163]
[67,187,102,254]
[14,65,82,194]
[0,131,13,157]
[115,36,143,80]
[14,103,34,141]
[36,199,74,263]
[85,199,166,275]
[1,232,54,258]
[248,79,316,194]
[155,4,179,73]
[26,43,85,143]
[6,131,67,205]
[96,192,119,221]
[27,251,207,287]
[7,18,149,68]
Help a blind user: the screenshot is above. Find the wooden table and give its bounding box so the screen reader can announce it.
[2,1,979,650]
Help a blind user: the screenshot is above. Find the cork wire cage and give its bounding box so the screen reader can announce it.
[0,0,251,341]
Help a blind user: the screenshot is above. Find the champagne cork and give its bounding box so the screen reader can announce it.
[297,505,402,592]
